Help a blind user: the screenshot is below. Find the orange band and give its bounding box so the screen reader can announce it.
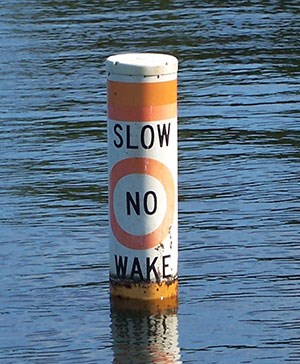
[108,103,176,122]
[107,80,177,122]
[108,80,177,106]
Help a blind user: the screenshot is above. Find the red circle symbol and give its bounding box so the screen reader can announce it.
[110,157,175,250]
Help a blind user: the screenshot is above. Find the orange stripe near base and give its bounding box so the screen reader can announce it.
[107,80,177,122]
[110,278,178,302]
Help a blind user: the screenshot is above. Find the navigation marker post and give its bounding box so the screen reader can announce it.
[106,53,178,305]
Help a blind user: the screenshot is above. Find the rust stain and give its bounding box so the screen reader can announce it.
[110,277,178,302]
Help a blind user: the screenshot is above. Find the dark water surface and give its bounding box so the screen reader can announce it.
[1,1,299,363]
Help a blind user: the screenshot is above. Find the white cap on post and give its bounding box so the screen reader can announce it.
[106,53,178,82]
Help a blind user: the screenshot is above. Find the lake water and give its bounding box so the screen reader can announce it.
[1,1,299,363]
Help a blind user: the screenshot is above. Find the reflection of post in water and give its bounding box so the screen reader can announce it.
[110,297,181,364]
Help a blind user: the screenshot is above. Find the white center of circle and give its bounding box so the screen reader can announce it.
[113,174,167,236]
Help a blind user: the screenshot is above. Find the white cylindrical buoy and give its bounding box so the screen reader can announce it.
[106,53,178,303]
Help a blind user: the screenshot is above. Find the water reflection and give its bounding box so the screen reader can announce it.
[110,298,181,364]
